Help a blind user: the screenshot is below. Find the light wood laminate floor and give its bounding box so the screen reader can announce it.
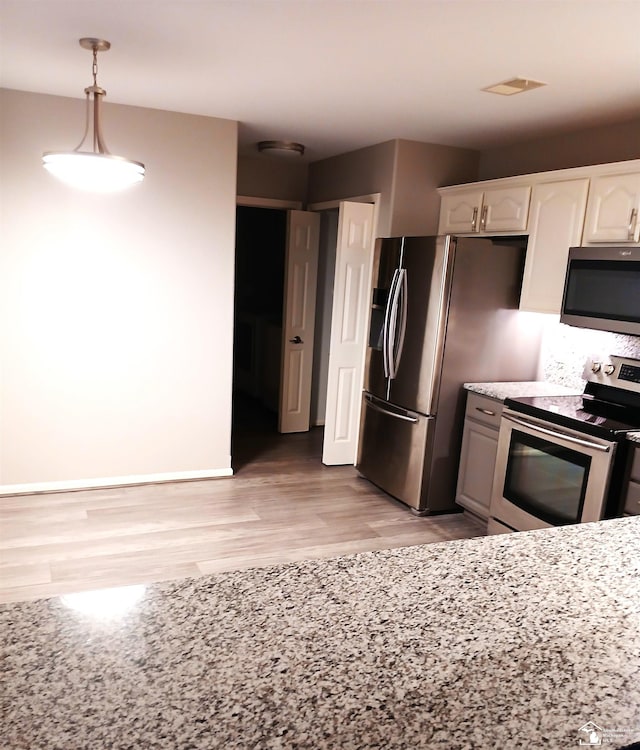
[0,398,485,603]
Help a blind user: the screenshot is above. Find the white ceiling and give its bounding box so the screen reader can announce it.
[1,0,639,162]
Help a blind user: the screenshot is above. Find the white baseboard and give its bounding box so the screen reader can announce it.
[0,468,234,496]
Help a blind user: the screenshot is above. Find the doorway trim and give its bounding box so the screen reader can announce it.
[237,196,303,210]
[308,192,381,215]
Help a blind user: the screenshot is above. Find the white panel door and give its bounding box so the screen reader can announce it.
[322,201,375,465]
[279,210,320,433]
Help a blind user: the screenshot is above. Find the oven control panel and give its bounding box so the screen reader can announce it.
[584,355,640,393]
[619,363,640,384]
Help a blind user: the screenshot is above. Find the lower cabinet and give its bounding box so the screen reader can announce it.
[455,392,503,520]
[623,445,640,516]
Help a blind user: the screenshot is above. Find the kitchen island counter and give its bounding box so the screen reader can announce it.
[2,517,640,749]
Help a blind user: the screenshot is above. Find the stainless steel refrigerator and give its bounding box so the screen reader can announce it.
[355,235,542,514]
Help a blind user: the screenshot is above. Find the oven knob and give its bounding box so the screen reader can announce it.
[591,362,601,373]
[604,363,616,376]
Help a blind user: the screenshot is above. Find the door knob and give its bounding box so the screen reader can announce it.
[289,335,303,344]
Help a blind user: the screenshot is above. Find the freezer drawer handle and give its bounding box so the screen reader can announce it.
[502,413,611,452]
[365,395,418,423]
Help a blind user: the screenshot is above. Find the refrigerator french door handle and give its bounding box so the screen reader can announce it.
[365,394,418,423]
[387,268,404,380]
[382,268,400,379]
[392,269,408,378]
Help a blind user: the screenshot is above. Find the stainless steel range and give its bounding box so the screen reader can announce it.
[489,355,640,534]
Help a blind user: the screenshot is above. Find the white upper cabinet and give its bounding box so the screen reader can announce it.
[439,189,484,233]
[482,185,531,233]
[437,159,640,314]
[439,185,530,234]
[582,171,640,244]
[520,178,589,314]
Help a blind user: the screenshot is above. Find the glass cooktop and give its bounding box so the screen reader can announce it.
[504,393,640,439]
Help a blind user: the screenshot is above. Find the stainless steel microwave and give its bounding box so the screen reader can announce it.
[560,246,640,336]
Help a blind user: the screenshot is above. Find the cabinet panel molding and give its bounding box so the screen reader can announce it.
[456,393,504,522]
[582,172,640,244]
[483,185,531,233]
[439,190,483,234]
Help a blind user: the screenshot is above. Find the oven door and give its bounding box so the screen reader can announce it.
[489,409,618,532]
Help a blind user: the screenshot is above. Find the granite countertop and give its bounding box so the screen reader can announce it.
[2,516,640,749]
[464,380,583,401]
[464,382,640,444]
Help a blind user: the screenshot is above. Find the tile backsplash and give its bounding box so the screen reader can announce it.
[540,316,640,390]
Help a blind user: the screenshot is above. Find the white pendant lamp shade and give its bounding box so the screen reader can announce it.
[42,38,145,192]
[42,152,145,192]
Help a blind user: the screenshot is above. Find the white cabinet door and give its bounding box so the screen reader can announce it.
[520,178,589,314]
[438,190,482,234]
[438,190,484,233]
[455,419,500,520]
[582,172,640,243]
[481,185,531,233]
[438,185,530,234]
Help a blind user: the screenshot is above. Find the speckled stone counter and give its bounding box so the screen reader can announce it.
[2,517,640,750]
[464,380,582,401]
[464,382,640,445]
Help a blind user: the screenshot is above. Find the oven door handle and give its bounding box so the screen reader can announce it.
[502,413,611,452]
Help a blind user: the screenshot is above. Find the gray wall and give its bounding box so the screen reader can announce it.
[308,140,397,234]
[307,139,479,236]
[389,140,479,236]
[237,155,308,203]
[478,117,640,180]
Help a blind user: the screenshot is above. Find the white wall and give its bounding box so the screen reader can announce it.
[0,89,238,491]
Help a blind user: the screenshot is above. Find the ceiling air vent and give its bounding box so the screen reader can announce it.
[482,78,547,96]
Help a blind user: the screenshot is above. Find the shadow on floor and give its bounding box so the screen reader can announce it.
[231,393,323,473]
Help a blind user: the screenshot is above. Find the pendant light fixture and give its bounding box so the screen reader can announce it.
[42,38,145,192]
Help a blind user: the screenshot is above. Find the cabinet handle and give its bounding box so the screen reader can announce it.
[629,208,638,241]
[480,205,488,231]
[476,407,496,416]
[471,207,479,232]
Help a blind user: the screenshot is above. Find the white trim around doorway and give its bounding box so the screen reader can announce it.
[237,196,303,210]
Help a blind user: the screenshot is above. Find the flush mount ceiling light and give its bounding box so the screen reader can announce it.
[42,38,145,192]
[257,140,305,157]
[482,77,547,96]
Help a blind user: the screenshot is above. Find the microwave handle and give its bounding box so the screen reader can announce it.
[502,413,611,452]
[629,208,638,241]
